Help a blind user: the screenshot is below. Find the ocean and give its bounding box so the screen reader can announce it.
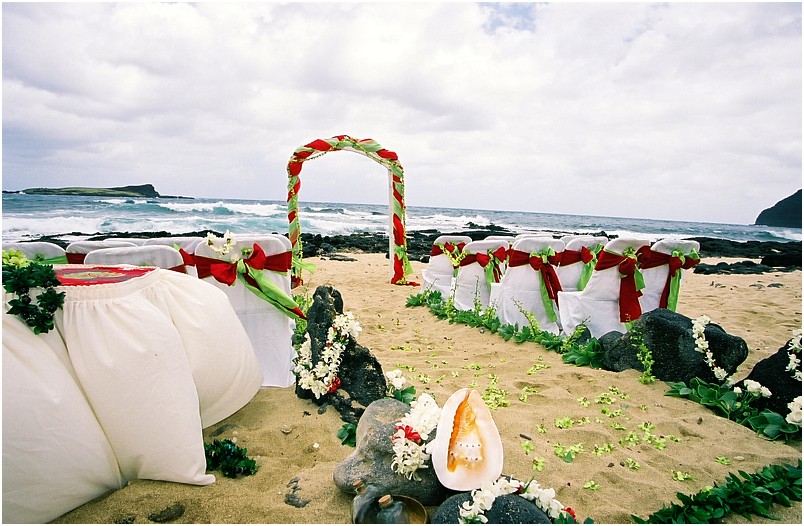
[1,193,801,245]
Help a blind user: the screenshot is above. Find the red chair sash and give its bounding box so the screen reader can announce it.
[66,253,86,264]
[595,250,643,322]
[459,247,508,283]
[637,247,700,309]
[508,249,563,301]
[194,245,292,285]
[559,246,595,266]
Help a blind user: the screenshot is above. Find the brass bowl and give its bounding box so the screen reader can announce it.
[396,495,428,524]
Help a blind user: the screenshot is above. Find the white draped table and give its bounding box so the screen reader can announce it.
[2,265,263,524]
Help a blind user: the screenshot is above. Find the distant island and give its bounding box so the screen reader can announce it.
[3,184,192,199]
[754,189,801,229]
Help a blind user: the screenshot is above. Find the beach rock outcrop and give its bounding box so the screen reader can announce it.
[734,337,802,417]
[754,189,802,228]
[431,493,551,524]
[333,398,449,506]
[600,309,748,384]
[295,285,387,424]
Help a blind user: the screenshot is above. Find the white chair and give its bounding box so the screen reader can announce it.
[555,236,608,292]
[84,245,188,273]
[65,240,137,264]
[109,237,149,246]
[558,238,651,338]
[3,241,67,264]
[497,237,565,334]
[143,236,204,251]
[638,239,701,313]
[420,235,472,298]
[194,235,298,387]
[517,232,554,240]
[453,239,509,311]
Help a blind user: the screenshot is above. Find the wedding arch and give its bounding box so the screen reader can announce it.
[286,135,415,286]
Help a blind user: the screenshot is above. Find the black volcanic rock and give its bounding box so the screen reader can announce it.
[755,190,802,228]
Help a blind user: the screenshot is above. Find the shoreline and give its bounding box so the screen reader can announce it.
[50,252,802,524]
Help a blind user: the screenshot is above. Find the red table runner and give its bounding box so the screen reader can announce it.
[56,266,157,286]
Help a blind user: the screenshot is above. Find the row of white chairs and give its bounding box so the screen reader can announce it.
[5,235,297,389]
[421,234,701,338]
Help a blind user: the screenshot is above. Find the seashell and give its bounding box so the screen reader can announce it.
[430,388,503,491]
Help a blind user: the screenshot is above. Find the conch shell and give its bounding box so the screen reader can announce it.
[429,388,503,491]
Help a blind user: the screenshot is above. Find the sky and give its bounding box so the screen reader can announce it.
[2,2,801,225]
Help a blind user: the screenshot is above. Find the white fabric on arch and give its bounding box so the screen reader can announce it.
[497,237,565,335]
[58,271,215,486]
[2,311,125,524]
[194,235,297,388]
[557,238,651,338]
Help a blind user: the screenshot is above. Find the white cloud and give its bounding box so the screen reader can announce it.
[2,1,801,224]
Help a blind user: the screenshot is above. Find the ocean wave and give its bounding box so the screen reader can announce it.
[303,206,345,214]
[157,200,283,217]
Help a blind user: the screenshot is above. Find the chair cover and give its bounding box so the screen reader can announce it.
[3,241,67,264]
[2,312,125,524]
[420,235,472,298]
[557,238,651,338]
[453,239,509,311]
[638,239,701,313]
[143,236,204,251]
[65,240,137,264]
[110,237,149,245]
[194,235,298,387]
[555,236,608,292]
[497,237,565,334]
[84,245,188,272]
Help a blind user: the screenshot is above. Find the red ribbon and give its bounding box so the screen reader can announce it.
[395,425,422,444]
[66,253,86,264]
[194,245,292,285]
[460,247,508,282]
[637,247,700,309]
[559,246,595,266]
[508,249,563,301]
[594,251,643,322]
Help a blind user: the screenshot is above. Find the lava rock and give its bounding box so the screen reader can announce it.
[333,398,449,506]
[148,503,185,523]
[295,286,387,424]
[432,493,551,524]
[734,338,802,416]
[601,309,748,384]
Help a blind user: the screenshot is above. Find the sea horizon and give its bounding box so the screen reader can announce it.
[2,192,801,245]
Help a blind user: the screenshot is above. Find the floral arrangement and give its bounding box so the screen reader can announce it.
[293,311,361,399]
[2,249,65,334]
[386,368,416,404]
[458,476,573,524]
[786,396,802,426]
[204,230,237,258]
[390,392,441,481]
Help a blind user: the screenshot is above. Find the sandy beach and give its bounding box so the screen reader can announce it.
[52,252,802,524]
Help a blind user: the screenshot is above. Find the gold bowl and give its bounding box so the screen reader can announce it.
[395,495,428,524]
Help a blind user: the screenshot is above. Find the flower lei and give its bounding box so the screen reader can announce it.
[692,315,732,385]
[205,230,237,258]
[293,311,361,399]
[390,392,441,481]
[785,328,802,382]
[459,476,572,524]
[786,396,802,426]
[2,250,65,335]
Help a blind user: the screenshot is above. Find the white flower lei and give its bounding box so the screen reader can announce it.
[459,476,567,524]
[390,392,441,481]
[692,315,733,384]
[786,395,802,426]
[205,230,237,258]
[293,311,361,399]
[785,328,802,382]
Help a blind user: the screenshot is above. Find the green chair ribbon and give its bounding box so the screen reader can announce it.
[577,243,604,291]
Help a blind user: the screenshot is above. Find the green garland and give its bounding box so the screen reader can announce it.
[633,461,802,523]
[2,250,65,334]
[204,439,258,478]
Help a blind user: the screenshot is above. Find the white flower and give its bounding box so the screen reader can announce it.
[786,396,802,426]
[386,369,407,391]
[732,386,742,395]
[743,379,772,398]
[459,476,566,524]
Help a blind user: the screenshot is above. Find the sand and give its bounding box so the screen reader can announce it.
[53,253,802,524]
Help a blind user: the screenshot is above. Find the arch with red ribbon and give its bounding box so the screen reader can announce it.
[286,135,415,287]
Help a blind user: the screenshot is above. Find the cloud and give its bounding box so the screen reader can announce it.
[2,2,801,224]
